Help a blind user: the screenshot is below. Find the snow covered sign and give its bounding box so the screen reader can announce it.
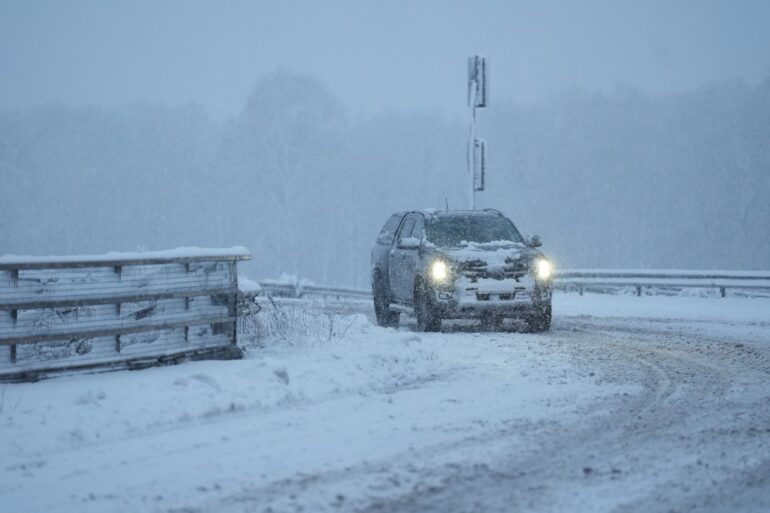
[466,55,489,208]
[468,55,488,108]
[473,138,486,191]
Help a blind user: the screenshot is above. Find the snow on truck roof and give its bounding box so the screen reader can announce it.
[420,209,505,219]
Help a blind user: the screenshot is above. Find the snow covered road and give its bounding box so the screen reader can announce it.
[1,294,769,512]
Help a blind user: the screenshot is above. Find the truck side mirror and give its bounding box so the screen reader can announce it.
[398,237,421,250]
[526,235,542,248]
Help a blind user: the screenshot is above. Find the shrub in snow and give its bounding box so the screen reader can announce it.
[238,298,356,348]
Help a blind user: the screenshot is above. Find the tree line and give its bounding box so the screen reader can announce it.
[1,71,768,286]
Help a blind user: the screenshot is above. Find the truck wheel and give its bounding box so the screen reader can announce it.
[372,273,399,328]
[414,280,441,332]
[525,303,552,333]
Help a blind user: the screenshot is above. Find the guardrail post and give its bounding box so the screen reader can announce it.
[720,286,726,298]
[636,285,642,297]
[229,260,238,345]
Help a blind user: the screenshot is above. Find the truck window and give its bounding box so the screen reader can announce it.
[376,214,405,245]
[397,218,416,241]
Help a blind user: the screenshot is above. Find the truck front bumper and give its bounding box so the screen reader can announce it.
[433,275,551,319]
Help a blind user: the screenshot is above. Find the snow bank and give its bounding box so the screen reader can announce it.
[0,299,637,513]
[555,292,770,324]
[0,312,439,458]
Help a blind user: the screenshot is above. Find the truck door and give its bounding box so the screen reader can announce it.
[388,215,420,302]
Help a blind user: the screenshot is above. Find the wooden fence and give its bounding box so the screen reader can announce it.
[0,248,250,381]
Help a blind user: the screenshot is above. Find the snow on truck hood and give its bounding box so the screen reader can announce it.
[438,241,534,271]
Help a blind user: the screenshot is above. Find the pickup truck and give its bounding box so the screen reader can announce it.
[370,209,553,332]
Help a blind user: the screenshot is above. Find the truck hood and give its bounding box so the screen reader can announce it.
[439,241,541,274]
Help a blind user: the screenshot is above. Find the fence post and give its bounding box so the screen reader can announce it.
[636,285,642,297]
[720,287,726,298]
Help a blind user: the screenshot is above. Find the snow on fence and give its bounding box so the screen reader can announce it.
[256,269,770,300]
[0,247,250,381]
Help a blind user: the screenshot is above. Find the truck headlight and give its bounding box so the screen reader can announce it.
[430,260,449,283]
[535,259,553,280]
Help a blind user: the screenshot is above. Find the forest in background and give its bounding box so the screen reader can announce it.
[2,71,769,287]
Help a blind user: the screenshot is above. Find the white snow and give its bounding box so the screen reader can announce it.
[555,292,770,325]
[1,293,769,512]
[237,276,262,294]
[0,306,613,512]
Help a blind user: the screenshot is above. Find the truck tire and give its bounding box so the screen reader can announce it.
[414,280,441,332]
[372,272,399,328]
[525,303,552,333]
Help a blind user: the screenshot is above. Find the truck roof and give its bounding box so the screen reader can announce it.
[418,208,505,219]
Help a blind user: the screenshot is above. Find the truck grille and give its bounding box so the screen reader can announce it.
[459,258,529,280]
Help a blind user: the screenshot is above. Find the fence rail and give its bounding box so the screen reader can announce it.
[556,269,770,297]
[257,280,373,300]
[0,247,249,381]
[255,269,770,301]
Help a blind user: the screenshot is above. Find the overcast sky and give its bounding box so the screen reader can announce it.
[2,0,769,119]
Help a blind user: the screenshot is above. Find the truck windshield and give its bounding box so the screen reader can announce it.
[425,215,524,247]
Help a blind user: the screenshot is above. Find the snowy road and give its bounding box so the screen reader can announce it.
[1,294,769,512]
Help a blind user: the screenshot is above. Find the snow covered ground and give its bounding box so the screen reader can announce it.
[1,293,769,512]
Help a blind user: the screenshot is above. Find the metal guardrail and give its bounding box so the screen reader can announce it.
[256,269,770,301]
[556,270,770,297]
[258,280,373,300]
[0,247,250,381]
